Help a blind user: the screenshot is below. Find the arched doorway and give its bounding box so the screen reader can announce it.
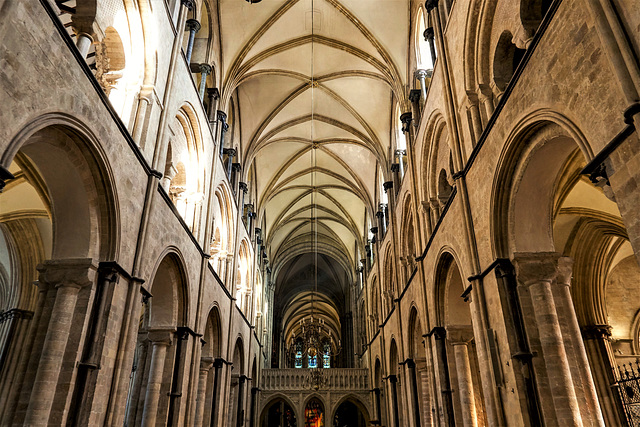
[434,253,486,427]
[332,399,369,427]
[260,398,297,427]
[305,397,324,427]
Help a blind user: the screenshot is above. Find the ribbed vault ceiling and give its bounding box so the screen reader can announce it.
[219,0,409,324]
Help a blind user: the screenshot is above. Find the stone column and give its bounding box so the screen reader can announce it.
[429,327,454,427]
[409,89,422,124]
[223,148,236,178]
[198,64,212,101]
[415,69,431,104]
[207,88,220,125]
[141,329,174,427]
[76,32,94,58]
[406,359,422,427]
[513,253,583,426]
[554,258,605,425]
[238,182,248,214]
[373,387,382,424]
[194,357,214,427]
[446,326,477,427]
[217,111,228,155]
[419,366,433,427]
[184,19,201,64]
[389,375,400,427]
[424,27,436,66]
[236,375,246,427]
[396,149,406,179]
[225,254,234,288]
[23,259,97,426]
[210,358,224,427]
[249,386,258,427]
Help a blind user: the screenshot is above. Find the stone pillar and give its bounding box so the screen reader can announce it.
[389,375,400,427]
[424,27,436,66]
[429,327,454,427]
[249,386,258,427]
[376,210,385,236]
[23,259,97,426]
[554,258,605,425]
[415,69,431,104]
[141,329,174,427]
[513,253,583,426]
[409,89,422,124]
[238,182,248,214]
[76,32,93,58]
[406,359,422,427]
[223,148,236,179]
[236,375,246,427]
[210,358,224,427]
[184,19,201,64]
[198,64,212,101]
[225,254,235,288]
[396,149,406,179]
[446,326,477,427]
[194,357,214,427]
[419,366,433,427]
[217,111,228,155]
[207,88,220,125]
[373,387,382,424]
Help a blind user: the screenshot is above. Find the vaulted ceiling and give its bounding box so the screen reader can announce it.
[218,0,410,325]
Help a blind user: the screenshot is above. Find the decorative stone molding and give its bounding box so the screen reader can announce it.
[37,258,98,289]
[445,325,474,345]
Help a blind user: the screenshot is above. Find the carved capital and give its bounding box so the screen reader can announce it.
[199,63,212,75]
[581,324,612,341]
[512,252,562,287]
[185,19,200,32]
[383,181,394,192]
[446,325,474,345]
[223,148,237,157]
[200,356,215,372]
[207,87,220,100]
[414,69,432,81]
[425,0,439,12]
[148,328,175,345]
[216,110,227,122]
[37,258,98,289]
[409,89,421,103]
[239,182,248,193]
[423,27,435,41]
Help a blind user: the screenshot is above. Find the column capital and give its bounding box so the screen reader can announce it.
[200,357,215,372]
[148,328,175,345]
[395,149,406,156]
[239,182,248,193]
[400,112,413,133]
[390,163,400,173]
[426,326,446,340]
[581,324,612,341]
[425,0,439,12]
[383,181,394,192]
[185,18,201,32]
[223,147,237,157]
[414,69,432,80]
[232,162,242,172]
[199,63,212,74]
[423,27,435,41]
[388,374,398,384]
[37,258,98,289]
[446,325,474,345]
[409,89,422,103]
[207,87,220,100]
[512,252,562,287]
[216,110,227,122]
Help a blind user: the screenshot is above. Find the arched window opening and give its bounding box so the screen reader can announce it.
[415,7,433,70]
[493,31,526,95]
